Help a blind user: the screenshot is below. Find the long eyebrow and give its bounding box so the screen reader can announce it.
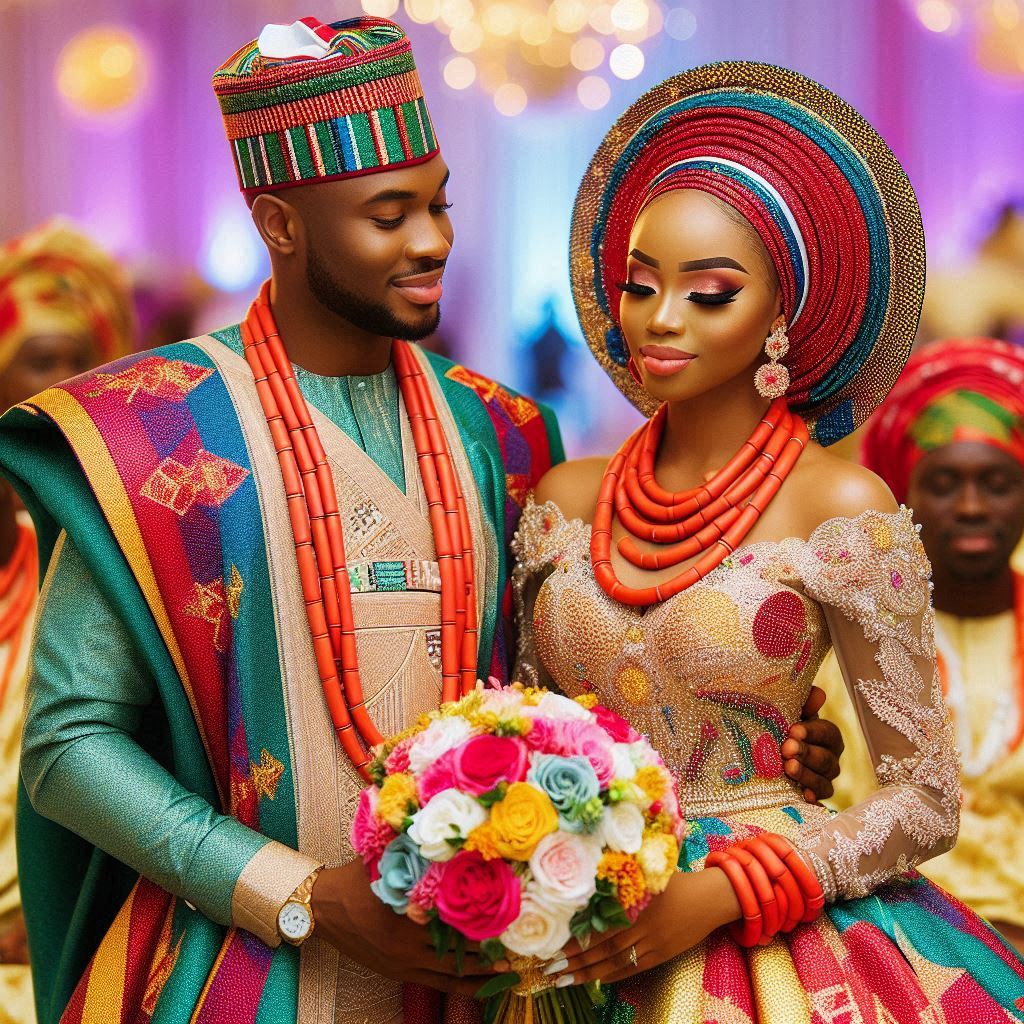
[679,256,748,273]
[629,248,659,268]
[363,169,451,207]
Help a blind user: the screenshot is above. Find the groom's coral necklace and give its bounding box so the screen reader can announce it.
[591,397,808,606]
[242,281,478,779]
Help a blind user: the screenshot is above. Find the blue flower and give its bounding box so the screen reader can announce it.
[371,833,428,913]
[527,754,600,833]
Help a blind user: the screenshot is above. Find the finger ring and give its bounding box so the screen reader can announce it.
[628,944,638,968]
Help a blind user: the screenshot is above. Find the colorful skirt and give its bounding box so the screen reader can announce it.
[599,805,1024,1023]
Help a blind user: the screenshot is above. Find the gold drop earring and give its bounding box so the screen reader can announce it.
[754,316,790,400]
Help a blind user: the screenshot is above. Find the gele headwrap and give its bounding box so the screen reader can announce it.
[861,337,1024,503]
[570,61,926,445]
[213,16,439,196]
[0,218,134,373]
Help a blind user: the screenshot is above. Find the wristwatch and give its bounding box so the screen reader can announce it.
[276,866,323,946]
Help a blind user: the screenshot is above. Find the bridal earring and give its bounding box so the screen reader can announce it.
[754,316,790,400]
[627,355,644,387]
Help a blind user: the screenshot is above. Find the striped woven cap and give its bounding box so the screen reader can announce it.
[213,16,439,195]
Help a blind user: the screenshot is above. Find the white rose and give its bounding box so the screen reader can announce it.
[408,717,474,775]
[407,788,487,861]
[534,692,593,722]
[501,891,574,961]
[600,801,644,854]
[627,739,660,770]
[528,833,601,907]
[611,744,637,781]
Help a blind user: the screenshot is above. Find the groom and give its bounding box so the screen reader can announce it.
[0,16,843,1024]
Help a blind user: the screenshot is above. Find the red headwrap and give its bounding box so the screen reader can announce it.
[861,338,1024,503]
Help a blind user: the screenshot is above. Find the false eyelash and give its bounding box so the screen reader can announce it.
[615,280,656,296]
[431,203,454,212]
[687,288,742,305]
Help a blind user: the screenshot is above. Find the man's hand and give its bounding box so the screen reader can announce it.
[782,685,844,803]
[310,860,494,997]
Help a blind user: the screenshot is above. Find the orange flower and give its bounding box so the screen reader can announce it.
[597,851,647,909]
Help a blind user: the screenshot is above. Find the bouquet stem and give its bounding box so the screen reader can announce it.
[485,982,602,1024]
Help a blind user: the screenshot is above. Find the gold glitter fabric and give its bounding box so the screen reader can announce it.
[511,501,1024,1020]
[569,62,926,446]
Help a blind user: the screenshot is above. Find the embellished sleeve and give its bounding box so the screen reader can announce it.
[794,509,961,901]
[510,497,583,686]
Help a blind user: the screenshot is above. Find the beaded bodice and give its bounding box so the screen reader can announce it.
[513,499,962,901]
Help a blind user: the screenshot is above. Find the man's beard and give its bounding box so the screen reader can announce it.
[306,242,441,341]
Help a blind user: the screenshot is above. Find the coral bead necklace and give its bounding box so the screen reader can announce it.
[242,282,477,780]
[591,397,808,606]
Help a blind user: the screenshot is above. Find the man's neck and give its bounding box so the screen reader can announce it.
[932,566,1015,618]
[267,279,393,378]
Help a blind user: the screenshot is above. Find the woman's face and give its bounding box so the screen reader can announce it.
[617,188,782,405]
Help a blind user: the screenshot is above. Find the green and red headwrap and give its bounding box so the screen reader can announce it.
[861,337,1024,503]
[213,16,439,196]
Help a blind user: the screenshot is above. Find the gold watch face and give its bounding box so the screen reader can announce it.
[278,900,313,942]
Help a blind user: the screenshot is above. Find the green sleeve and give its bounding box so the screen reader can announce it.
[21,533,271,926]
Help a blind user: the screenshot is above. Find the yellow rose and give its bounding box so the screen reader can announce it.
[635,765,671,804]
[377,773,418,830]
[636,834,678,894]
[490,782,558,860]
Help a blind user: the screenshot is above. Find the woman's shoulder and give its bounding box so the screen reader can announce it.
[789,442,899,534]
[533,456,610,525]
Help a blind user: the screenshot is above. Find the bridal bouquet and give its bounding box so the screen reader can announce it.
[352,682,686,1024]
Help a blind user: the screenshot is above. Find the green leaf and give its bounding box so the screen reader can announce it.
[476,972,521,999]
[428,917,454,960]
[478,938,507,967]
[454,932,466,977]
[444,835,466,848]
[477,783,508,808]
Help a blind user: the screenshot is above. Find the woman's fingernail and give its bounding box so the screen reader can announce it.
[494,960,510,972]
[555,974,575,988]
[544,958,569,976]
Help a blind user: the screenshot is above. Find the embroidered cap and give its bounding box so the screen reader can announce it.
[213,16,439,196]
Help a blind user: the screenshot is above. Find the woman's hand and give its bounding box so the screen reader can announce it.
[550,867,741,987]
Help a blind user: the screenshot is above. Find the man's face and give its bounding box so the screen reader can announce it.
[907,441,1024,582]
[284,157,453,341]
[0,331,99,411]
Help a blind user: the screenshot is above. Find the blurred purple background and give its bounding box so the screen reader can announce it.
[2,0,1023,454]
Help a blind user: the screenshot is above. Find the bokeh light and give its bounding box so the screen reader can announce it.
[577,74,611,109]
[916,0,960,33]
[443,55,478,89]
[664,7,698,41]
[55,25,149,117]
[494,81,528,115]
[609,42,644,79]
[361,0,401,16]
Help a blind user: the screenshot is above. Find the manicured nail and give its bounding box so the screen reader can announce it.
[544,958,569,976]
[555,974,575,988]
[494,960,510,972]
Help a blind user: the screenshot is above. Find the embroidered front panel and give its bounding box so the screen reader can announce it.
[513,500,961,901]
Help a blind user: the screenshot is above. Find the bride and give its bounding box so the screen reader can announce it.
[512,61,1024,1020]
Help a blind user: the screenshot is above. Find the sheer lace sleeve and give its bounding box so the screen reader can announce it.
[510,498,588,686]
[794,508,961,900]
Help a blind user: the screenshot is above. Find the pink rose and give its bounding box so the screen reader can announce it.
[417,748,459,803]
[592,705,641,744]
[350,788,396,875]
[451,735,529,795]
[435,851,522,941]
[385,738,413,774]
[529,833,600,906]
[524,719,616,788]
